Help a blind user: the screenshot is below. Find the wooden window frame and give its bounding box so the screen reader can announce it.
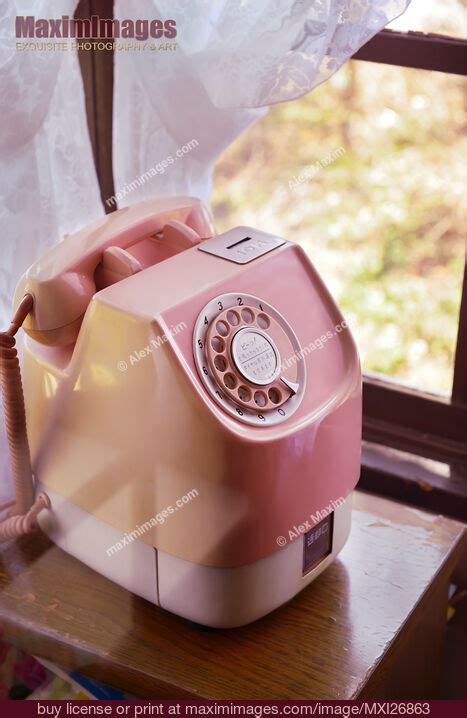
[75,1,467,519]
[354,29,467,520]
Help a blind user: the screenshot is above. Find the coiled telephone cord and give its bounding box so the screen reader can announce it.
[0,294,50,541]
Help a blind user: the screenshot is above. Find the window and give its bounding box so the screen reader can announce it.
[212,62,465,396]
[388,0,467,39]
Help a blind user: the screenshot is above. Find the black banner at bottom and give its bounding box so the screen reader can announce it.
[0,699,466,718]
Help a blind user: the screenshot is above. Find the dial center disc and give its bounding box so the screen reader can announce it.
[231,328,281,385]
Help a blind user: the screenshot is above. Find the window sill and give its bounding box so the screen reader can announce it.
[360,440,467,522]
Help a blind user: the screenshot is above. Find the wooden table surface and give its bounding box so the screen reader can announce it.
[0,491,465,699]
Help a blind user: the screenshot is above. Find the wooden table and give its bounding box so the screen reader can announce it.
[0,491,465,699]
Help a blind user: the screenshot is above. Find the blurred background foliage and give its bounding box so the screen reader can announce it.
[212,0,466,395]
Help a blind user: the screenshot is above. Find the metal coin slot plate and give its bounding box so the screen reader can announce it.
[198,227,287,264]
[193,293,306,426]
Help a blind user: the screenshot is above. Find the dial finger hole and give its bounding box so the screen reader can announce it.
[268,387,282,404]
[254,391,267,408]
[238,385,252,402]
[257,313,270,330]
[224,373,238,390]
[216,320,230,337]
[214,355,227,372]
[241,308,254,324]
[211,336,225,353]
[226,310,240,327]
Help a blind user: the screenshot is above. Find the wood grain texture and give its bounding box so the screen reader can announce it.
[360,442,467,522]
[0,492,465,699]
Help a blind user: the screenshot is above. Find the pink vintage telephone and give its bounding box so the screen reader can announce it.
[0,196,361,627]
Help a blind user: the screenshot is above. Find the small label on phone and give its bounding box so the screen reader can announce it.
[302,513,334,575]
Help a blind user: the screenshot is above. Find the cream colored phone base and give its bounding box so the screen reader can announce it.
[37,482,352,629]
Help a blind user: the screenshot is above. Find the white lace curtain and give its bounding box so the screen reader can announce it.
[0,0,410,498]
[113,0,410,202]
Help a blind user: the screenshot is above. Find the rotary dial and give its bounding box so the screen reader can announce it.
[193,293,306,426]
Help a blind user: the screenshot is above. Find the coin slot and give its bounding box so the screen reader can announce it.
[254,391,267,408]
[268,387,282,404]
[226,236,251,250]
[224,373,238,389]
[241,308,254,324]
[216,320,230,337]
[211,336,225,353]
[257,313,270,330]
[238,385,252,402]
[214,355,227,372]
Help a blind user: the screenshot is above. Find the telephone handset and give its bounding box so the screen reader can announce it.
[14,196,213,347]
[1,196,214,540]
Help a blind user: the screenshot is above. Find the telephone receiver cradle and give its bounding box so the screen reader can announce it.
[14,196,214,347]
